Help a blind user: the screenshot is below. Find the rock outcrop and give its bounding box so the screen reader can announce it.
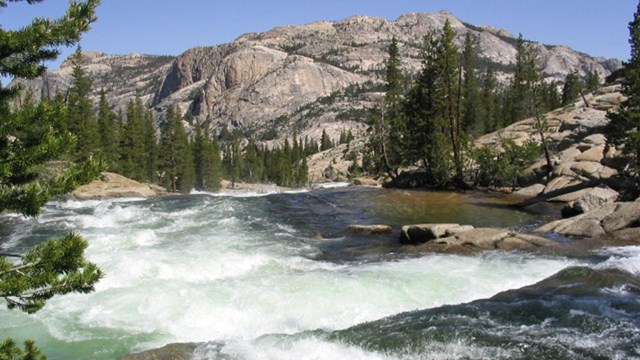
[72,172,168,199]
[477,85,625,205]
[536,202,640,240]
[399,223,556,253]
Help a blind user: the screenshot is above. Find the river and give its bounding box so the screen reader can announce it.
[1,187,639,359]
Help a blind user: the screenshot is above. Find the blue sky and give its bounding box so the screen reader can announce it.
[1,0,637,73]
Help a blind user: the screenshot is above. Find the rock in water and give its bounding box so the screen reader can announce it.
[72,172,168,200]
[118,343,198,360]
[346,224,393,235]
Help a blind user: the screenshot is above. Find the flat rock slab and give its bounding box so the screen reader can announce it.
[536,202,640,239]
[347,224,393,235]
[400,223,556,253]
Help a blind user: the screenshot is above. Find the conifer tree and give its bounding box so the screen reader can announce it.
[586,69,601,93]
[143,108,158,182]
[508,34,553,174]
[0,1,102,357]
[561,71,581,106]
[320,129,333,151]
[507,34,543,125]
[605,2,640,195]
[367,37,406,178]
[441,20,465,186]
[461,32,481,136]
[119,97,147,181]
[97,88,118,169]
[193,121,222,191]
[404,30,452,186]
[544,81,562,111]
[158,106,193,193]
[481,65,501,132]
[67,48,99,161]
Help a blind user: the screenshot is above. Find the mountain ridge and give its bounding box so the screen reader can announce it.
[12,11,622,145]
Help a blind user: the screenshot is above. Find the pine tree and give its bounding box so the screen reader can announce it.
[367,37,406,178]
[561,71,581,106]
[404,30,452,186]
[605,2,640,195]
[158,106,193,193]
[0,1,102,357]
[481,65,501,132]
[440,20,465,186]
[544,80,562,111]
[461,32,482,136]
[586,69,601,93]
[119,97,147,181]
[193,121,222,191]
[97,89,118,169]
[67,47,99,161]
[143,107,157,182]
[320,129,333,151]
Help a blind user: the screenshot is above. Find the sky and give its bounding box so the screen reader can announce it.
[0,0,638,74]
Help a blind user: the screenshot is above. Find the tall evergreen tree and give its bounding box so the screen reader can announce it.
[119,97,147,181]
[143,107,158,182]
[440,20,465,186]
[480,65,501,132]
[158,106,193,193]
[193,121,222,191]
[544,80,562,111]
[461,32,481,136]
[605,2,640,196]
[561,71,581,106]
[67,47,99,161]
[97,88,118,169]
[404,30,452,186]
[586,69,601,94]
[367,37,406,178]
[320,129,333,151]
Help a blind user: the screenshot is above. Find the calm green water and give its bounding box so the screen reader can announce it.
[1,187,638,359]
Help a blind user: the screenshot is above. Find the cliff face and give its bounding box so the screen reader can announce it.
[11,11,621,144]
[13,51,174,111]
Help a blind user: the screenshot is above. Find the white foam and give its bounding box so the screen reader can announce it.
[214,337,394,360]
[595,246,640,275]
[313,182,351,189]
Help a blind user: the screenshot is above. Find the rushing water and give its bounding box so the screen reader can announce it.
[1,187,639,359]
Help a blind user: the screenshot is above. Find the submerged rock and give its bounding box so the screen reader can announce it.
[347,224,393,235]
[118,343,198,360]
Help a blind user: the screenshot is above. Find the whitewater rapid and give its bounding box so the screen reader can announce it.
[2,190,637,359]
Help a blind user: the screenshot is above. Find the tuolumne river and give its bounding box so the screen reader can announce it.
[1,186,639,359]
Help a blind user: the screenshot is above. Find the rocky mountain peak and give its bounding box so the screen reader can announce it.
[12,11,622,147]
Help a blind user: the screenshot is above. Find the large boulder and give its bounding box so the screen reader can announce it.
[512,183,545,198]
[536,202,640,239]
[400,224,556,252]
[399,224,472,244]
[72,172,168,200]
[561,186,619,217]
